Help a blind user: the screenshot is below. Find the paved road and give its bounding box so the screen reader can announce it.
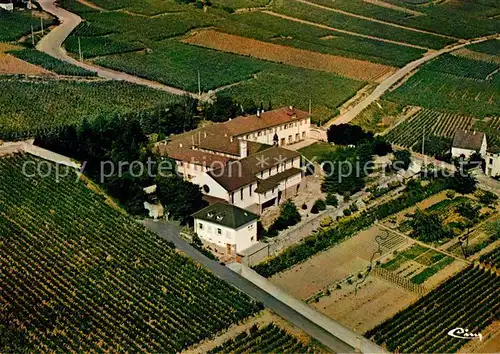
[143,220,380,353]
[324,34,499,128]
[36,0,196,98]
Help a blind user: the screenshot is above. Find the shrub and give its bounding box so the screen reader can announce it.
[446,190,456,199]
[326,193,338,207]
[310,204,319,214]
[314,199,327,211]
[301,203,308,210]
[343,209,352,216]
[350,202,359,212]
[320,216,333,228]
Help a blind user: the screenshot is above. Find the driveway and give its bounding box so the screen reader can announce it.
[143,220,367,353]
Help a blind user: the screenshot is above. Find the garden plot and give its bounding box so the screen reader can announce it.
[311,276,418,333]
[184,30,396,82]
[270,225,408,300]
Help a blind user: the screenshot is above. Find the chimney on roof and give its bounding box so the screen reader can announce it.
[239,139,247,159]
[204,132,207,138]
[179,143,183,148]
[230,136,233,143]
[256,109,261,118]
[289,105,294,112]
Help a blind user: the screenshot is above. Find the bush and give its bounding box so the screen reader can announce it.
[320,216,333,228]
[326,193,338,207]
[310,204,319,214]
[446,190,456,199]
[343,209,352,216]
[301,203,308,210]
[314,199,327,211]
[478,190,498,206]
[350,202,359,212]
[268,200,301,235]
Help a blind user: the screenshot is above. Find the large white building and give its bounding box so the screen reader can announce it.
[192,202,258,254]
[451,130,487,160]
[156,107,309,214]
[0,0,14,11]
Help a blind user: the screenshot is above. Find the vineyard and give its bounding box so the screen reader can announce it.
[384,70,500,118]
[0,154,262,352]
[384,108,473,150]
[365,265,500,353]
[9,49,97,76]
[0,78,179,140]
[208,323,318,353]
[422,54,500,81]
[184,30,395,82]
[0,9,53,42]
[273,0,455,50]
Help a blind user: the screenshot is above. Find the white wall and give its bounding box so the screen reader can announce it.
[194,218,257,252]
[194,172,229,201]
[485,153,500,177]
[237,118,310,146]
[452,147,476,160]
[0,3,13,11]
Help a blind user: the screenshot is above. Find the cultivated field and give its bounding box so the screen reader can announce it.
[1,154,262,352]
[184,30,395,82]
[270,225,409,300]
[423,54,500,81]
[0,52,51,76]
[0,78,179,139]
[0,9,53,42]
[365,265,500,353]
[311,276,418,333]
[452,48,500,65]
[383,108,474,149]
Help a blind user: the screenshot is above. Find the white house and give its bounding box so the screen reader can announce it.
[485,148,500,178]
[451,130,487,160]
[192,202,258,254]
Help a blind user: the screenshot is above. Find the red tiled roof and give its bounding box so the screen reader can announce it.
[223,107,310,136]
[155,144,232,166]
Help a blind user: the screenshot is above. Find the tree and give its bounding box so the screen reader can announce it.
[156,175,206,225]
[449,172,476,194]
[392,150,412,171]
[372,137,392,156]
[326,124,373,146]
[314,199,327,211]
[325,193,338,207]
[456,201,480,222]
[410,209,450,242]
[478,190,498,206]
[206,96,239,122]
[268,200,301,235]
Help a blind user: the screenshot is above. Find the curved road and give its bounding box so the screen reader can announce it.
[36,0,196,98]
[324,34,499,128]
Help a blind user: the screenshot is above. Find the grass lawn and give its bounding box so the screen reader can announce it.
[298,142,337,161]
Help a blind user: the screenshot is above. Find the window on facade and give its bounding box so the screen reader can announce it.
[258,131,262,136]
[246,135,249,139]
[302,131,306,139]
[276,166,279,173]
[198,223,203,229]
[240,188,243,200]
[249,184,253,196]
[251,237,255,242]
[490,158,494,164]
[260,171,263,178]
[231,192,234,203]
[217,228,222,235]
[295,133,299,141]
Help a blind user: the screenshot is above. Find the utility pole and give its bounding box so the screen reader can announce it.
[31,25,35,47]
[40,18,44,36]
[197,70,201,96]
[78,37,83,62]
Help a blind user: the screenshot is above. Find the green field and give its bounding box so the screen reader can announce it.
[95,40,270,91]
[219,11,425,67]
[384,70,500,117]
[218,65,365,125]
[0,9,53,42]
[468,39,500,56]
[272,0,455,50]
[303,0,499,39]
[366,266,499,353]
[212,0,270,11]
[0,78,179,139]
[9,49,97,76]
[0,154,262,352]
[423,54,499,80]
[298,142,337,161]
